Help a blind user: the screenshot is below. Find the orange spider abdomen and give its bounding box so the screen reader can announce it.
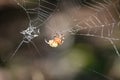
[54,37,63,45]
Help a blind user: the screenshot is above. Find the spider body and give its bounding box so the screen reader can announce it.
[45,33,64,47]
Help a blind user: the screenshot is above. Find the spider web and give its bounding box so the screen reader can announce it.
[7,0,58,60]
[53,0,120,79]
[64,0,120,57]
[3,0,120,80]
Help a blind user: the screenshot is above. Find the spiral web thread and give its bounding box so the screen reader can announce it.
[67,0,120,57]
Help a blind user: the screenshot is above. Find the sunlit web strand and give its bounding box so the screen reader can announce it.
[61,0,120,33]
[88,69,113,80]
[73,33,120,56]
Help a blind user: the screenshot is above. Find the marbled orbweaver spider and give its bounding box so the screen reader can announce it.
[45,33,64,47]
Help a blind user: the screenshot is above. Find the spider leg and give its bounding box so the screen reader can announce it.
[45,39,49,44]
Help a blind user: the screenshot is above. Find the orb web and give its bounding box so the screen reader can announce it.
[3,0,120,80]
[8,0,59,60]
[65,0,120,57]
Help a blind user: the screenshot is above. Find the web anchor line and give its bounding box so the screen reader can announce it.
[9,41,40,61]
[88,69,113,80]
[75,32,120,56]
[9,40,40,61]
[9,40,24,61]
[107,38,120,57]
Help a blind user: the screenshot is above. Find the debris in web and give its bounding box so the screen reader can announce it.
[20,26,40,43]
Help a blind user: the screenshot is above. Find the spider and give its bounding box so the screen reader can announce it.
[45,33,65,47]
